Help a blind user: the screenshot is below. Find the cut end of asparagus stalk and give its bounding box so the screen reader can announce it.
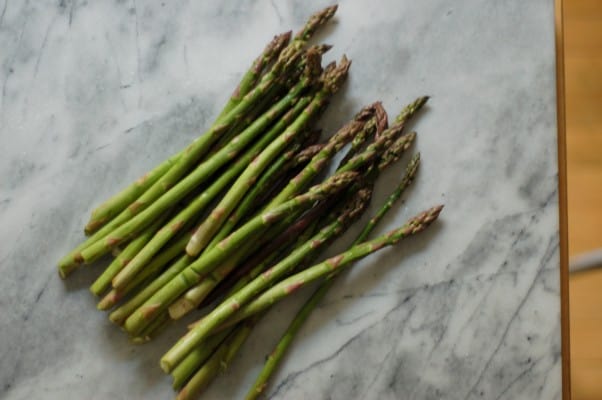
[168,297,196,320]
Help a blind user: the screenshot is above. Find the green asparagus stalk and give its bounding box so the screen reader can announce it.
[231,206,443,333]
[294,5,338,42]
[244,160,421,400]
[171,329,233,390]
[80,79,316,269]
[170,182,325,319]
[185,55,351,257]
[129,310,170,344]
[215,198,334,304]
[97,232,191,311]
[105,97,313,298]
[244,290,324,400]
[167,240,257,320]
[108,90,315,292]
[159,187,369,373]
[394,95,429,124]
[215,31,292,122]
[124,171,358,337]
[84,152,182,235]
[57,41,306,278]
[176,317,260,400]
[174,336,230,400]
[335,96,428,175]
[338,101,388,166]
[263,104,377,210]
[90,211,171,296]
[201,141,306,252]
[109,253,193,326]
[166,133,323,319]
[231,156,423,333]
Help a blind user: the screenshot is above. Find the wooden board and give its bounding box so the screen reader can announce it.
[564,0,602,398]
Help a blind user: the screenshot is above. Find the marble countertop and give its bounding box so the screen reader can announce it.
[0,0,563,399]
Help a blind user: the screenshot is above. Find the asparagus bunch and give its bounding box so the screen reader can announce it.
[58,5,445,399]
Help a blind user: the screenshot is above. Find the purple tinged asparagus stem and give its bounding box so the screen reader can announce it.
[108,82,314,292]
[244,155,422,399]
[167,141,315,320]
[338,101,388,166]
[159,184,369,373]
[185,55,351,257]
[231,205,442,333]
[335,96,428,174]
[263,103,378,210]
[123,171,358,337]
[232,155,423,325]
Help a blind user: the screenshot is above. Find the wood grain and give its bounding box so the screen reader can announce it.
[565,0,602,399]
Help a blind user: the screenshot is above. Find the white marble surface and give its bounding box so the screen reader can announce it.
[0,0,562,399]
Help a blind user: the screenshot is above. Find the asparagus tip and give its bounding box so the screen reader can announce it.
[409,204,444,233]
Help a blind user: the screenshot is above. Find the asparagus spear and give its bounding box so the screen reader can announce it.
[97,231,192,311]
[80,78,317,268]
[84,152,182,235]
[294,5,338,42]
[175,317,260,400]
[108,92,315,291]
[109,253,194,326]
[215,32,292,122]
[232,156,423,332]
[167,240,257,320]
[185,55,351,257]
[90,211,171,296]
[171,329,233,390]
[209,199,332,306]
[338,101,388,166]
[123,171,358,336]
[167,142,312,320]
[263,103,379,210]
[129,310,170,344]
[237,205,442,322]
[159,188,370,373]
[243,159,421,400]
[57,41,305,278]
